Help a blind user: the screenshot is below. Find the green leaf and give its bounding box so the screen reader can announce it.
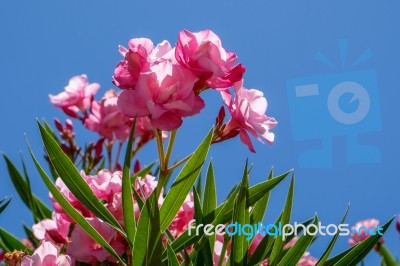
[269,175,295,266]
[188,186,240,261]
[230,161,250,266]
[122,121,136,247]
[0,227,32,254]
[193,186,213,266]
[132,194,162,265]
[334,217,394,266]
[203,161,217,253]
[160,129,213,231]
[132,162,155,180]
[250,167,273,225]
[37,121,126,238]
[316,205,350,266]
[3,154,31,209]
[277,215,319,266]
[248,213,282,266]
[0,197,11,214]
[2,154,52,221]
[26,138,126,265]
[324,247,354,266]
[23,224,39,248]
[377,244,398,266]
[165,170,290,257]
[167,243,180,266]
[203,161,217,216]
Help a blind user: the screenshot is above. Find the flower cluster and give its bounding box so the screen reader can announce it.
[49,30,276,153]
[3,28,391,266]
[29,169,194,264]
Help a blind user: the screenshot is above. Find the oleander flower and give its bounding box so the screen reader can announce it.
[66,218,125,264]
[85,169,122,201]
[113,38,175,90]
[49,75,99,118]
[118,60,205,131]
[175,29,245,90]
[84,89,133,142]
[50,174,93,221]
[221,80,277,152]
[168,192,194,238]
[21,241,72,266]
[32,213,70,245]
[349,218,382,246]
[213,234,230,266]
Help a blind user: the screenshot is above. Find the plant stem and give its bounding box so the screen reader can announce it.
[106,141,113,171]
[377,243,398,266]
[164,130,177,169]
[114,142,123,169]
[168,152,193,172]
[155,129,165,170]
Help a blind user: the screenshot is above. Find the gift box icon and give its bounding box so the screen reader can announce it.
[287,40,382,168]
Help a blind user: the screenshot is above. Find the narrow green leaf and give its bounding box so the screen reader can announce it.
[165,170,290,258]
[250,167,273,225]
[37,121,126,237]
[231,162,250,266]
[3,155,52,221]
[277,215,319,266]
[0,240,9,253]
[203,161,217,254]
[324,247,354,266]
[203,161,217,216]
[160,128,213,231]
[23,224,39,248]
[188,186,240,260]
[132,194,162,265]
[196,175,203,204]
[334,217,394,266]
[132,162,155,180]
[3,154,31,208]
[0,228,32,254]
[316,205,350,266]
[269,175,295,266]
[27,138,126,265]
[193,187,213,266]
[122,122,136,247]
[0,198,11,214]
[248,213,282,266]
[167,243,180,266]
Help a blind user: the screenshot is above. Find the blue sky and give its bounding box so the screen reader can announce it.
[1,1,399,264]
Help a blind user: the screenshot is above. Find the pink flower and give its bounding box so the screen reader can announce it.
[85,169,122,201]
[21,241,72,266]
[396,215,400,234]
[32,214,70,245]
[66,218,125,264]
[175,29,245,90]
[349,219,383,246]
[213,234,230,266]
[134,174,158,198]
[84,90,133,142]
[50,173,93,221]
[118,60,205,131]
[108,174,160,225]
[49,75,99,118]
[297,253,318,266]
[168,193,194,238]
[113,38,174,90]
[221,80,277,152]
